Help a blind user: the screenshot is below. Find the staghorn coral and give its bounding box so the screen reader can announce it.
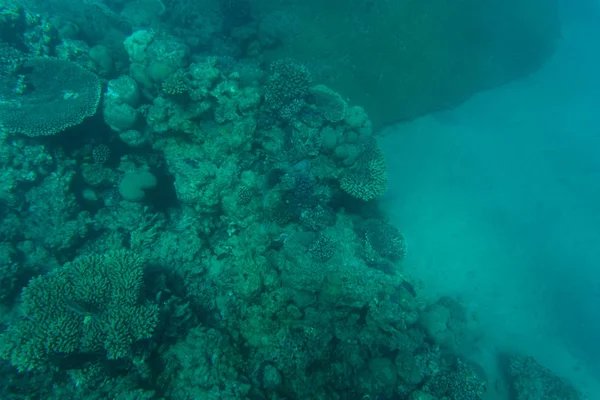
[0,251,159,372]
[0,57,101,136]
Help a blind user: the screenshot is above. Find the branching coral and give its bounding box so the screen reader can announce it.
[264,58,312,112]
[0,251,159,372]
[340,139,388,201]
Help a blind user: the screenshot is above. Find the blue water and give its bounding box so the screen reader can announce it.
[381,9,600,397]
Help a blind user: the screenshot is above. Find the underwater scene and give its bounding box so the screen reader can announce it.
[0,0,598,398]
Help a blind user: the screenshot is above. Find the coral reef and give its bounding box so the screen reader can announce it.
[0,2,580,400]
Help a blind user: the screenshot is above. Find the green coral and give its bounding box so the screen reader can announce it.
[360,219,407,262]
[0,57,101,136]
[340,139,388,201]
[423,359,486,399]
[264,58,312,111]
[0,242,20,301]
[309,234,336,262]
[162,69,190,96]
[162,326,250,399]
[309,84,347,123]
[507,355,582,400]
[0,44,25,79]
[0,251,159,372]
[236,185,253,205]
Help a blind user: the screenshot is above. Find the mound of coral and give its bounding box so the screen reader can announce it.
[0,1,580,399]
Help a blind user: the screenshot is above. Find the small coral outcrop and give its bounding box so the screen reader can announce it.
[340,139,388,201]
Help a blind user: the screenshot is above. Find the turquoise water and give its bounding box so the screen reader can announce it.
[382,11,600,398]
